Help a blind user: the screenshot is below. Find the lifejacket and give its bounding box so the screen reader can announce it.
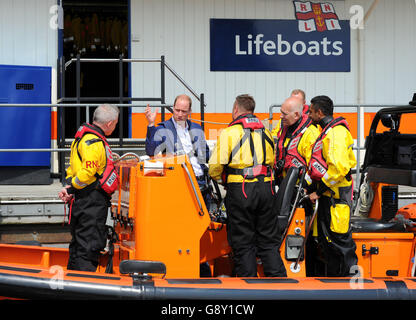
[74,123,119,195]
[275,114,312,178]
[308,117,350,182]
[224,114,274,197]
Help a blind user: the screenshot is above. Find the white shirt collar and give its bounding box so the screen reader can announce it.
[171,117,189,130]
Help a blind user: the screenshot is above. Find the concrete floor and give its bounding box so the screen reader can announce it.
[0,179,62,200]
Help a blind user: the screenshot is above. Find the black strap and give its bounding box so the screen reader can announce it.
[317,117,347,141]
[225,127,275,184]
[225,165,272,178]
[263,130,274,163]
[85,138,102,146]
[75,138,82,162]
[104,225,119,274]
[229,129,251,164]
[264,133,274,150]
[228,128,273,166]
[249,129,258,166]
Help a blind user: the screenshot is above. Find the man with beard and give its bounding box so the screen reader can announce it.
[306,95,358,277]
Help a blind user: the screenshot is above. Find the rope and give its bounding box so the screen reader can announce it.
[355,173,374,217]
[189,118,228,125]
[189,117,273,126]
[63,198,74,225]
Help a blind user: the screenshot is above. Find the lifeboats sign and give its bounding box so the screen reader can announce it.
[210,3,350,72]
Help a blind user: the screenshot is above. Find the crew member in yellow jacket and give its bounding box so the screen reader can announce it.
[306,95,358,277]
[273,96,319,185]
[209,94,286,277]
[59,104,119,272]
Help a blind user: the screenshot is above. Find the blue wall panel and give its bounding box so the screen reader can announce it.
[0,65,51,166]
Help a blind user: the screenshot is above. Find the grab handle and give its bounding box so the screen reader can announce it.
[181,163,204,216]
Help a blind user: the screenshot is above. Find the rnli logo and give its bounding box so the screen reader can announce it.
[244,118,260,124]
[106,172,117,187]
[294,1,341,32]
[85,161,99,169]
[312,161,326,174]
[291,158,302,168]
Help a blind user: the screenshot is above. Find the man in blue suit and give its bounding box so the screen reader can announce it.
[145,94,211,208]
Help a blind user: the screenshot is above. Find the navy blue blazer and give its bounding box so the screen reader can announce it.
[145,118,210,171]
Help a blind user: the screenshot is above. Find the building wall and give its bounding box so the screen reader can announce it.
[360,0,416,105]
[0,0,59,171]
[0,0,58,71]
[1,0,415,141]
[130,0,416,115]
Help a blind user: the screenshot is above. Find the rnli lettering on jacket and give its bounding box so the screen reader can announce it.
[308,117,350,181]
[74,123,119,195]
[275,114,312,176]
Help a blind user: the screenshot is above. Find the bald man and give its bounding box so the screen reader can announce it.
[290,89,309,114]
[274,96,319,184]
[271,89,308,138]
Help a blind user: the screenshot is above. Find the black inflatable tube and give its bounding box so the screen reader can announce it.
[0,272,415,300]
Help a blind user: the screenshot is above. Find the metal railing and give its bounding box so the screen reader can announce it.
[0,103,158,146]
[0,56,208,183]
[0,103,173,181]
[63,57,206,105]
[0,102,390,188]
[58,55,206,131]
[56,55,208,180]
[0,45,402,194]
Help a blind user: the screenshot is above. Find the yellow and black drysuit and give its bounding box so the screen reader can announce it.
[306,116,358,277]
[209,113,287,277]
[65,123,118,272]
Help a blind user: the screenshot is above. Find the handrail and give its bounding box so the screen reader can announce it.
[268,104,387,122]
[62,56,205,104]
[0,148,143,152]
[64,57,162,69]
[0,103,167,108]
[164,62,205,106]
[0,101,406,191]
[181,162,204,216]
[58,55,207,135]
[63,56,206,107]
